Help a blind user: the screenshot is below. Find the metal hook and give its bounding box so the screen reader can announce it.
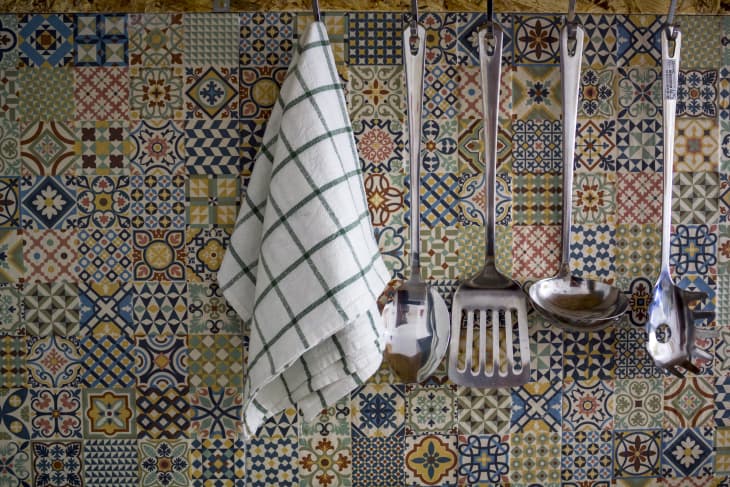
[409,0,419,37]
[485,0,494,38]
[312,0,321,22]
[664,0,679,40]
[566,0,578,42]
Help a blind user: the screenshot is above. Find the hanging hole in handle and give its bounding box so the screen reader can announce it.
[565,22,578,56]
[482,25,496,56]
[663,24,679,57]
[656,323,672,344]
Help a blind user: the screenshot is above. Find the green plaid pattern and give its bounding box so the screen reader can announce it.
[220,21,389,438]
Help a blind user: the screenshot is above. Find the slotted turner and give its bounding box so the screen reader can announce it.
[448,21,530,388]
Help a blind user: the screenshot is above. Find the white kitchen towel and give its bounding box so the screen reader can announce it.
[219,20,389,437]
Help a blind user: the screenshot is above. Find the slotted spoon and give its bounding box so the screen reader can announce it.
[448,21,530,388]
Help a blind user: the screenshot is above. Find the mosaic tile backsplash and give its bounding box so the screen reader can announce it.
[0,8,728,487]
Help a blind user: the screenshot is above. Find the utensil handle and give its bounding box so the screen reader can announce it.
[559,24,584,273]
[660,28,681,271]
[404,23,426,280]
[479,23,503,264]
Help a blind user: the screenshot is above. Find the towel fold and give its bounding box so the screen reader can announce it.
[219,20,389,437]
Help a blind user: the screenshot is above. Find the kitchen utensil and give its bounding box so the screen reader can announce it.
[448,22,531,388]
[528,20,629,331]
[646,26,714,377]
[382,18,450,384]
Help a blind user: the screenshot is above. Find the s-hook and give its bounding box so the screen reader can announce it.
[408,0,420,54]
[566,0,578,41]
[665,0,679,40]
[485,0,494,38]
[312,0,321,22]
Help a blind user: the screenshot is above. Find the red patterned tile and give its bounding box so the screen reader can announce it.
[616,172,662,224]
[22,230,78,283]
[511,225,560,280]
[74,67,130,121]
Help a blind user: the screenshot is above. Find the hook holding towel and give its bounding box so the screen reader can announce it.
[312,0,321,22]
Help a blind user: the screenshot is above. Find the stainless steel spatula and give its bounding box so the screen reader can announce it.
[448,22,530,388]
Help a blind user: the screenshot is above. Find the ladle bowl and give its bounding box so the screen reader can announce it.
[527,22,628,331]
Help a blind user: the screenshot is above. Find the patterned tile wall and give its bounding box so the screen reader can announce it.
[0,9,725,487]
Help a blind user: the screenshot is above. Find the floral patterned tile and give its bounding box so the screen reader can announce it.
[579,67,617,118]
[351,383,405,437]
[662,427,714,478]
[82,388,136,438]
[615,378,664,430]
[678,70,718,118]
[189,387,242,440]
[0,283,24,335]
[456,12,513,66]
[456,434,506,485]
[0,15,18,70]
[128,13,183,68]
[613,429,662,478]
[22,229,78,283]
[129,68,184,120]
[562,376,614,432]
[512,65,561,120]
[298,433,352,487]
[616,321,662,377]
[29,388,81,440]
[20,175,76,230]
[617,67,661,118]
[139,439,190,486]
[0,440,31,487]
[32,441,83,487]
[353,118,404,173]
[576,118,617,173]
[674,118,719,173]
[239,66,287,119]
[664,377,715,429]
[512,15,560,65]
[348,65,403,120]
[405,384,456,435]
[572,172,616,225]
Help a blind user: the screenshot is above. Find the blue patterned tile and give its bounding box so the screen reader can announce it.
[617,67,662,118]
[76,175,131,229]
[0,440,30,487]
[562,377,614,432]
[26,335,81,388]
[247,435,298,486]
[671,224,718,276]
[456,434,508,484]
[135,385,190,440]
[239,12,294,66]
[568,223,616,281]
[0,15,18,70]
[716,375,730,427]
[564,330,616,381]
[579,68,617,118]
[615,14,662,67]
[510,379,562,433]
[374,225,406,279]
[352,435,404,487]
[77,228,133,282]
[185,119,240,175]
[530,318,563,382]
[18,14,74,67]
[616,118,663,172]
[130,173,186,229]
[133,281,187,336]
[613,429,662,478]
[79,281,133,336]
[353,118,404,173]
[29,388,81,439]
[418,172,460,228]
[678,70,719,118]
[83,439,138,487]
[351,383,405,437]
[456,12,513,66]
[347,12,401,66]
[424,64,458,118]
[513,15,560,65]
[20,175,76,230]
[562,429,613,482]
[576,118,617,172]
[32,441,82,487]
[0,176,19,228]
[184,66,238,120]
[134,335,188,389]
[663,427,714,477]
[79,333,136,388]
[190,438,245,486]
[579,14,616,67]
[0,387,29,440]
[129,120,185,176]
[419,13,458,65]
[512,119,561,174]
[75,14,128,66]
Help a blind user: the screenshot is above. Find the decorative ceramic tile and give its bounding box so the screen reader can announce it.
[187,334,244,388]
[248,435,299,486]
[78,281,133,336]
[717,328,730,374]
[664,377,715,429]
[76,175,131,228]
[419,12,458,66]
[418,226,458,280]
[77,228,132,282]
[186,226,229,283]
[0,229,23,282]
[74,67,129,121]
[135,385,190,439]
[511,224,560,279]
[418,172,460,227]
[0,16,17,70]
[613,429,662,478]
[0,70,19,123]
[0,440,31,487]
[346,12,400,66]
[511,379,561,433]
[455,385,510,435]
[721,177,730,223]
[574,118,616,173]
[509,426,561,484]
[512,65,561,120]
[79,333,135,387]
[20,175,76,230]
[83,439,138,486]
[615,378,664,429]
[189,387,242,440]
[617,67,661,118]
[184,13,239,66]
[185,119,240,175]
[615,14,662,67]
[134,335,188,389]
[353,118,404,173]
[564,330,616,381]
[128,13,183,68]
[188,282,240,335]
[616,172,662,224]
[29,388,81,439]
[186,175,239,229]
[674,118,719,173]
[663,427,714,477]
[22,229,77,282]
[616,118,663,172]
[717,376,730,427]
[184,66,238,120]
[0,119,19,174]
[717,426,730,474]
[18,14,74,67]
[457,171,511,229]
[456,12,513,66]
[675,274,716,323]
[404,385,455,435]
[579,14,616,67]
[526,317,561,382]
[680,15,721,69]
[23,282,79,336]
[17,68,74,122]
[191,438,245,485]
[579,67,617,119]
[513,15,560,64]
[129,68,184,120]
[351,435,403,486]
[454,434,507,485]
[348,65,404,120]
[673,171,720,225]
[298,433,352,487]
[562,376,614,432]
[239,12,294,66]
[350,383,405,438]
[0,283,23,335]
[139,439,190,486]
[0,177,19,228]
[133,281,187,336]
[130,173,185,229]
[78,120,129,175]
[616,320,661,377]
[258,407,298,439]
[615,223,661,281]
[678,70,718,118]
[32,441,82,487]
[364,172,404,227]
[721,275,730,326]
[511,173,561,225]
[132,229,185,281]
[572,172,616,225]
[423,64,458,118]
[82,388,135,438]
[511,119,561,174]
[421,119,457,172]
[401,435,459,487]
[25,335,80,388]
[75,14,127,66]
[562,429,613,482]
[671,224,718,276]
[20,121,79,176]
[239,66,287,118]
[0,388,29,440]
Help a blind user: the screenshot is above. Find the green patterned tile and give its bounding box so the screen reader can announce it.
[512,173,562,225]
[614,223,661,282]
[572,172,616,225]
[679,15,721,69]
[512,65,561,121]
[18,68,75,122]
[187,334,244,388]
[615,378,663,430]
[0,336,25,388]
[419,226,458,280]
[184,13,239,66]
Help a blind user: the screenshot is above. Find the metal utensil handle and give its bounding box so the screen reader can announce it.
[558,23,584,273]
[660,28,681,271]
[478,23,503,264]
[404,23,426,280]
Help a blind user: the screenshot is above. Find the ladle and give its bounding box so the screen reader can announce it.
[382,12,450,383]
[528,20,629,331]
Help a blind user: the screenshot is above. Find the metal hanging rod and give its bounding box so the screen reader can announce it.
[566,0,578,41]
[409,0,419,35]
[665,0,679,39]
[312,0,321,21]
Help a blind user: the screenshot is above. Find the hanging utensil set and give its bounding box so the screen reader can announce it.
[379,0,704,385]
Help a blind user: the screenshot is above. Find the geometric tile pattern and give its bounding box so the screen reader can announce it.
[18,14,74,67]
[30,388,82,439]
[133,281,188,336]
[83,439,138,487]
[23,282,79,335]
[18,68,75,122]
[74,67,130,121]
[75,14,128,66]
[79,334,136,388]
[187,334,243,388]
[184,119,240,175]
[190,438,246,485]
[186,175,239,229]
[136,386,191,439]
